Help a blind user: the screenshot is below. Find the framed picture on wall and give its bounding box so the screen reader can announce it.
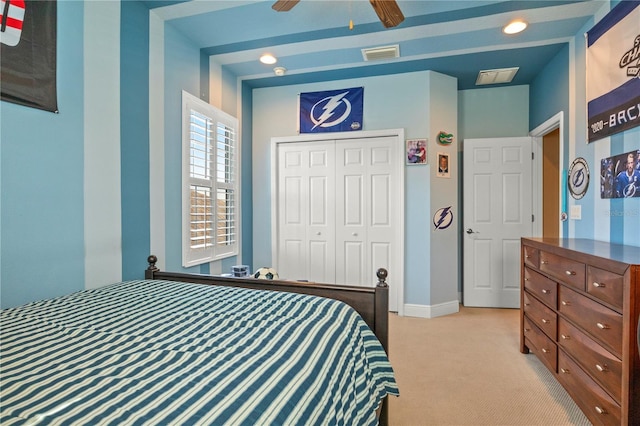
[436,152,450,178]
[600,149,640,198]
[406,139,427,165]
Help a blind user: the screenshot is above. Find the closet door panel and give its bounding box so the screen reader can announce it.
[276,142,334,281]
[343,241,365,285]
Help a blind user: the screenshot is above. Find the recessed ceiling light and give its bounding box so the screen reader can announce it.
[260,54,277,65]
[503,20,527,35]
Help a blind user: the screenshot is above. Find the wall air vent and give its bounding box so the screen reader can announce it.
[362,45,400,62]
[476,67,519,85]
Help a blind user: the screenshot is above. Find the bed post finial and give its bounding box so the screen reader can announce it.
[147,255,158,271]
[376,268,388,287]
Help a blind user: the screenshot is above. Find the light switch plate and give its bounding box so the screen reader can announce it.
[570,205,582,220]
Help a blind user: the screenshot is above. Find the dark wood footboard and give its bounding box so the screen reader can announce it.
[145,255,389,351]
[144,255,391,426]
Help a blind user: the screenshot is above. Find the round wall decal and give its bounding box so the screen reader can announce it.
[568,157,590,200]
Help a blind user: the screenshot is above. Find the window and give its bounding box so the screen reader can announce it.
[182,91,238,267]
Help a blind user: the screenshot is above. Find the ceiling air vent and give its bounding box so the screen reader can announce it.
[362,45,400,62]
[476,67,519,85]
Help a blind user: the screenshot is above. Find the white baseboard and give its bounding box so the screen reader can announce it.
[403,300,460,319]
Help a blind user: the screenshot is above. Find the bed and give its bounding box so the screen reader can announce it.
[0,256,398,425]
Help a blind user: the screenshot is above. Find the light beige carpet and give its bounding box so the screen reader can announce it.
[387,306,592,426]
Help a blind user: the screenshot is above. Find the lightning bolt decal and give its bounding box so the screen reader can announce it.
[310,91,351,130]
[433,206,453,230]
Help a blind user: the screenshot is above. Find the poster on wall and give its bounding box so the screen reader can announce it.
[299,87,363,133]
[406,139,427,165]
[600,149,640,198]
[0,0,57,112]
[585,1,639,143]
[436,152,450,178]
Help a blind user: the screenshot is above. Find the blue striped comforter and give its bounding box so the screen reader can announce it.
[1,280,398,425]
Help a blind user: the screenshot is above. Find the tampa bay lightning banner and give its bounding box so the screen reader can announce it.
[585,0,639,143]
[1,0,58,112]
[299,87,363,133]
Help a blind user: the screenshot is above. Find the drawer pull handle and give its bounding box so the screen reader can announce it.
[592,282,605,288]
[596,364,608,372]
[561,301,571,306]
[541,260,548,265]
[541,289,550,294]
[541,348,549,353]
[560,368,570,374]
[541,319,550,324]
[561,334,570,340]
[524,328,531,332]
[595,406,608,415]
[596,322,610,330]
[565,270,576,276]
[525,255,530,259]
[524,278,529,281]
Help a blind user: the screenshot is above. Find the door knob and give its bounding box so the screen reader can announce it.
[466,228,477,234]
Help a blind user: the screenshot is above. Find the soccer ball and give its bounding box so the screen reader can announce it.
[254,267,279,280]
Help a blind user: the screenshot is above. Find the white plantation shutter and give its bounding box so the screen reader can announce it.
[182,91,238,267]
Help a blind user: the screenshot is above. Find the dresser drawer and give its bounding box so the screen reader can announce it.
[523,291,557,340]
[523,316,557,372]
[587,266,624,311]
[558,318,622,403]
[558,351,621,426]
[524,267,557,309]
[558,286,623,357]
[523,245,539,269]
[539,251,585,290]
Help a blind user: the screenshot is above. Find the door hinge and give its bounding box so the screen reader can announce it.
[532,214,535,222]
[531,152,534,160]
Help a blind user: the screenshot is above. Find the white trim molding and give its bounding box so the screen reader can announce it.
[404,300,460,319]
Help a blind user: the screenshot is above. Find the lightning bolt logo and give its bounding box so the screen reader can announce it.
[572,168,585,187]
[568,158,589,200]
[310,91,352,130]
[433,206,453,230]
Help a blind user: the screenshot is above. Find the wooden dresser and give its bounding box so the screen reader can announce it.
[520,238,640,425]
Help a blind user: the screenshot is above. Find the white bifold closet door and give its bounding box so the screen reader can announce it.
[277,141,336,284]
[276,136,399,310]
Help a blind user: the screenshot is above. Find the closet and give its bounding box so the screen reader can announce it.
[272,133,403,311]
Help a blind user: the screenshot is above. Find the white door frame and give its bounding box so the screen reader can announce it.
[271,128,406,315]
[530,112,565,238]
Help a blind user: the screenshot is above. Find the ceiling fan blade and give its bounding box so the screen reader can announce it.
[272,0,300,12]
[369,0,404,28]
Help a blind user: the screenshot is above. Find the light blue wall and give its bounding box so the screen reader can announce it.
[251,72,450,307]
[459,85,530,141]
[2,0,637,311]
[530,3,639,247]
[1,1,85,308]
[121,0,150,280]
[162,23,201,274]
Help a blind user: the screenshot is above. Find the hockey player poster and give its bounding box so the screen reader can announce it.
[600,150,640,199]
[299,87,363,134]
[1,0,58,112]
[586,1,639,143]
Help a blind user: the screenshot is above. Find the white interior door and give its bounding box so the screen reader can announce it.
[463,137,533,308]
[277,141,336,282]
